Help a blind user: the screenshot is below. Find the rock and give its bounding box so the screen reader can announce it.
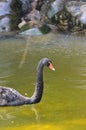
[24,9,40,22]
[0,16,10,32]
[66,2,81,17]
[66,1,86,25]
[0,1,11,16]
[79,5,86,24]
[20,27,43,36]
[47,0,65,18]
[18,9,41,29]
[0,0,11,32]
[18,19,26,28]
[20,0,34,14]
[0,0,86,34]
[79,13,86,24]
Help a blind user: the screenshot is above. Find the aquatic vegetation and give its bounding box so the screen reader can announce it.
[10,0,22,31]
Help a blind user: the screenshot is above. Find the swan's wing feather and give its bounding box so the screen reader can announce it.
[0,86,25,106]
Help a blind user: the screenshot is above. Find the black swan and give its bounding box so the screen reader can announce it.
[0,58,55,106]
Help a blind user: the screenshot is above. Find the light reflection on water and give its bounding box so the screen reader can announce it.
[0,33,86,130]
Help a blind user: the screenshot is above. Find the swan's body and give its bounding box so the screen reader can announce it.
[0,58,55,106]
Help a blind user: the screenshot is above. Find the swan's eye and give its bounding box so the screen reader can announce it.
[46,61,52,67]
[47,62,50,67]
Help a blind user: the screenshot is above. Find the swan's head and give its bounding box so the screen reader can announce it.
[42,58,55,71]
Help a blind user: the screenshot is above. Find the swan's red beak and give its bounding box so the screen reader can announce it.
[49,63,55,71]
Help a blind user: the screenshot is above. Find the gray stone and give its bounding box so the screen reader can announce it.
[20,27,43,36]
[0,1,11,16]
[47,0,65,18]
[0,17,10,32]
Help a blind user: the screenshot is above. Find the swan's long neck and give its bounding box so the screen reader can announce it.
[25,60,44,104]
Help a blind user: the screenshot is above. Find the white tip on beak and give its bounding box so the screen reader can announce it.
[52,67,55,71]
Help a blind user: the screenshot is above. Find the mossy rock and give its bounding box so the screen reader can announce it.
[39,24,51,34]
[19,24,30,32]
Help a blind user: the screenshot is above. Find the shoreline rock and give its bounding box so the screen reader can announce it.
[0,0,86,35]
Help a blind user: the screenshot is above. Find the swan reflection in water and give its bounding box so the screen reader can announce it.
[0,105,39,125]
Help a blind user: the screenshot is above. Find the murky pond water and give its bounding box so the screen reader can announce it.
[0,33,86,130]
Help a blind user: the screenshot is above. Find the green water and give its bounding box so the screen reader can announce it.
[0,33,86,130]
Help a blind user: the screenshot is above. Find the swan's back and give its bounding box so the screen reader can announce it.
[0,86,26,106]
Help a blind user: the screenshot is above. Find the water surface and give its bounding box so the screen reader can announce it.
[0,33,86,130]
